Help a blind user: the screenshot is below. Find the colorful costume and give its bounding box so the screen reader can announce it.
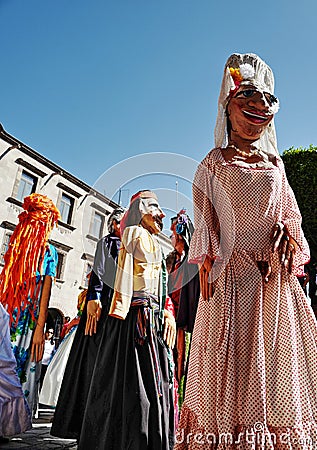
[166,210,200,382]
[10,244,58,414]
[175,54,317,449]
[78,192,174,450]
[0,194,59,416]
[166,210,200,430]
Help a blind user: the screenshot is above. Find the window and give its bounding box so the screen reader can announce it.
[90,211,104,239]
[56,251,66,280]
[59,194,74,224]
[16,171,37,201]
[82,261,93,288]
[1,232,12,265]
[49,240,72,282]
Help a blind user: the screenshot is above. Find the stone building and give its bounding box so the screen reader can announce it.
[0,124,172,336]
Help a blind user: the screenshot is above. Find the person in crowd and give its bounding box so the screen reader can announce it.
[175,53,317,448]
[166,209,200,383]
[51,208,124,440]
[78,190,176,450]
[166,209,200,425]
[0,302,32,442]
[0,193,59,417]
[39,328,55,391]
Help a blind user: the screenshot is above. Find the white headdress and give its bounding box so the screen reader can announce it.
[214,53,280,157]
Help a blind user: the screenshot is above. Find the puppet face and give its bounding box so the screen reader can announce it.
[140,197,165,234]
[112,219,121,237]
[227,85,275,142]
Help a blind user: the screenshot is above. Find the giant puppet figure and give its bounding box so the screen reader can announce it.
[0,193,59,417]
[175,53,317,449]
[79,190,176,450]
[166,209,200,384]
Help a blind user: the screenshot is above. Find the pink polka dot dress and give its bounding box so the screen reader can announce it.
[175,148,317,449]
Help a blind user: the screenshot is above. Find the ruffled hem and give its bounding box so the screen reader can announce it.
[0,397,32,436]
[175,404,317,450]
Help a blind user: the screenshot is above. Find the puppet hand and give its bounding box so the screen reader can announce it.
[163,309,176,349]
[85,300,102,336]
[30,326,45,362]
[199,255,214,300]
[257,260,272,283]
[270,222,297,274]
[65,317,80,335]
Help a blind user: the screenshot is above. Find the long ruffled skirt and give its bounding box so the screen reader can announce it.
[79,307,174,450]
[175,251,317,449]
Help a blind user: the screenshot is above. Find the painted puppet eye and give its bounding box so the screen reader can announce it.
[235,89,256,99]
[242,89,256,97]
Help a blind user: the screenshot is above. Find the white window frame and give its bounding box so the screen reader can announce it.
[55,250,67,281]
[90,211,104,239]
[16,170,37,202]
[59,193,74,224]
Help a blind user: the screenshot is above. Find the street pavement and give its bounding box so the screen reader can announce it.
[0,405,77,450]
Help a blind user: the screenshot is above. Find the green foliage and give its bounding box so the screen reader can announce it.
[177,332,191,408]
[282,145,317,260]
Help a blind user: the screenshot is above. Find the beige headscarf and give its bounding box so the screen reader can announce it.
[214,53,280,158]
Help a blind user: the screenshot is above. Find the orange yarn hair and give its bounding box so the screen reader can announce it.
[0,193,60,326]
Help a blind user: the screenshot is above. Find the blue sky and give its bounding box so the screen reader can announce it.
[1,0,316,215]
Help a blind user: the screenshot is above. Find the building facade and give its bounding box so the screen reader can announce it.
[0,124,173,333]
[0,124,121,323]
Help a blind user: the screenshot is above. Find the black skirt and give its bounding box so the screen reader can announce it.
[51,235,120,440]
[50,304,109,439]
[78,306,174,450]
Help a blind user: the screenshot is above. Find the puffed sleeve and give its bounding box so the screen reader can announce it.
[188,151,221,264]
[279,160,310,275]
[108,226,139,319]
